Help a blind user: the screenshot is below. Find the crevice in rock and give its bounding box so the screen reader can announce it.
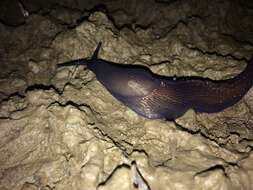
[93,126,133,157]
[194,164,229,178]
[25,83,62,95]
[174,121,201,135]
[185,45,250,61]
[98,163,131,187]
[0,91,25,103]
[131,161,151,190]
[47,99,91,113]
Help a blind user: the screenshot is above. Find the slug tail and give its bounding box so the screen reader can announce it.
[182,56,253,113]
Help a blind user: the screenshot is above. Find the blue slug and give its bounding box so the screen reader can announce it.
[58,42,253,120]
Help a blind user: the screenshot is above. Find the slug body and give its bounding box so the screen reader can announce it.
[58,42,253,120]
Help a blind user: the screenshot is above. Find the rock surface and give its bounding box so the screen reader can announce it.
[0,1,253,190]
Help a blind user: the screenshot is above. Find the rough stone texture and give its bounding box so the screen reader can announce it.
[0,1,253,190]
[0,0,25,26]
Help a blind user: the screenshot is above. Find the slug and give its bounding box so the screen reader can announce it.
[58,42,253,120]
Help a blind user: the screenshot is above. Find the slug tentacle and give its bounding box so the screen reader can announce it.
[57,42,102,68]
[91,41,102,60]
[57,58,89,67]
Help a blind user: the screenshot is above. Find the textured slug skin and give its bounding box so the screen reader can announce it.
[58,43,253,120]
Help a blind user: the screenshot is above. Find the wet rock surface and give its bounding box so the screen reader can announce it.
[1,1,253,190]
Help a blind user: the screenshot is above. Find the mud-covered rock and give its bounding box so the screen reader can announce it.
[0,2,253,190]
